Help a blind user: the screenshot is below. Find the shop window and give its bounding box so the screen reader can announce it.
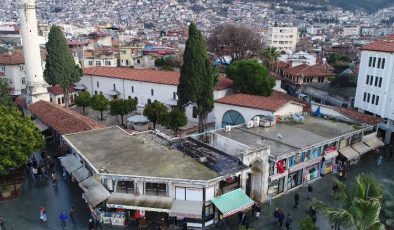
[145,182,166,196]
[306,165,319,181]
[116,180,134,193]
[289,152,304,167]
[351,132,362,144]
[268,176,285,197]
[288,170,303,189]
[204,204,214,217]
[269,161,275,176]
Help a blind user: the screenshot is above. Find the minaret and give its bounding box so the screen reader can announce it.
[20,0,49,104]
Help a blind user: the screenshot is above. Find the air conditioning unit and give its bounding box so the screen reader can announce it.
[225,125,232,132]
[253,117,260,127]
[247,121,254,128]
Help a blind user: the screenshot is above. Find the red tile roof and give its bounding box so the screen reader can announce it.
[14,96,26,108]
[47,85,75,96]
[215,92,305,112]
[362,35,394,53]
[286,63,334,77]
[215,77,234,90]
[27,100,104,135]
[0,51,47,65]
[335,107,383,126]
[276,61,290,69]
[84,67,180,85]
[84,67,232,90]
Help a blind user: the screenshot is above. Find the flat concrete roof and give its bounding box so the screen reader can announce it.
[215,116,362,158]
[64,127,219,180]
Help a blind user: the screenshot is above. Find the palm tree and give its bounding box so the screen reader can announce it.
[262,47,280,71]
[299,216,319,230]
[313,173,385,230]
[382,178,394,226]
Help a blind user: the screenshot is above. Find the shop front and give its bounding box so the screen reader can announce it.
[268,173,286,197]
[304,161,320,182]
[287,164,304,190]
[321,146,339,175]
[211,188,254,219]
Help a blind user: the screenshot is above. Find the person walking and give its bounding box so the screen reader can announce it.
[377,155,383,166]
[59,211,68,229]
[278,209,285,228]
[273,208,280,224]
[307,184,313,200]
[69,206,75,225]
[285,213,292,230]
[294,192,300,208]
[40,207,47,223]
[0,216,5,230]
[309,206,317,223]
[51,171,58,187]
[332,183,339,197]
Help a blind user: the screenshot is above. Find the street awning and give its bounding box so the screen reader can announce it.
[338,146,360,161]
[324,150,339,160]
[59,154,83,173]
[83,184,110,207]
[107,193,173,213]
[79,176,101,192]
[33,119,49,132]
[211,188,254,218]
[351,142,372,156]
[72,166,90,182]
[169,200,203,219]
[364,137,384,149]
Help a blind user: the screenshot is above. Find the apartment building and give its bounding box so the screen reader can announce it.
[264,26,298,53]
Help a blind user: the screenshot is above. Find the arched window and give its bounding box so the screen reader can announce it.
[222,110,245,127]
[134,97,138,103]
[147,99,151,104]
[95,90,98,95]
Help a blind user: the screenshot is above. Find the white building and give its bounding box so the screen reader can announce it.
[264,26,298,53]
[343,25,360,37]
[79,67,233,123]
[278,51,316,67]
[354,36,394,143]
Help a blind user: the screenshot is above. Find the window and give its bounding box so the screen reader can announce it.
[131,86,134,93]
[147,99,151,104]
[88,61,93,66]
[375,77,379,86]
[366,75,370,84]
[145,182,166,196]
[372,57,376,67]
[367,93,371,102]
[173,92,176,100]
[97,81,99,88]
[205,204,214,217]
[372,95,375,104]
[381,58,385,69]
[192,106,198,118]
[375,96,379,105]
[379,78,382,87]
[377,58,382,68]
[363,92,367,102]
[0,65,5,72]
[50,98,52,103]
[369,76,374,85]
[134,97,138,103]
[57,98,61,104]
[20,65,24,71]
[137,59,141,64]
[21,77,26,84]
[61,97,65,104]
[116,181,134,193]
[94,90,97,95]
[113,84,116,90]
[289,152,304,167]
[95,61,101,66]
[105,61,111,66]
[151,89,154,96]
[369,57,373,67]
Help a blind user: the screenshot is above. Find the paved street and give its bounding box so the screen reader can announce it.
[0,147,392,230]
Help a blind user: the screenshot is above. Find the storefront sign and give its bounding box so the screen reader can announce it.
[308,157,322,165]
[324,146,337,155]
[289,162,307,173]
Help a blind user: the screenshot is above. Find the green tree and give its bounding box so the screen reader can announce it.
[154,56,179,71]
[262,47,280,70]
[0,106,44,175]
[226,60,275,96]
[90,92,109,120]
[382,178,394,226]
[313,174,385,230]
[109,97,137,126]
[74,91,91,115]
[299,216,319,230]
[0,78,13,106]
[143,101,168,130]
[327,53,352,65]
[166,107,187,134]
[44,26,82,108]
[177,23,217,133]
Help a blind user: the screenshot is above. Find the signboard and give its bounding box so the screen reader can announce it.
[324,146,337,155]
[186,188,203,201]
[289,162,307,173]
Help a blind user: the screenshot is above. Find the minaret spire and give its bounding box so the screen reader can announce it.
[20,0,49,104]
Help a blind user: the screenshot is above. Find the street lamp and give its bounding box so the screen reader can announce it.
[8,167,17,197]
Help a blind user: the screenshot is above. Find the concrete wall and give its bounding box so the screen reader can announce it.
[275,103,304,116]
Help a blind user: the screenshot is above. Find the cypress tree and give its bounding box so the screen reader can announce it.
[44,26,82,107]
[177,23,217,133]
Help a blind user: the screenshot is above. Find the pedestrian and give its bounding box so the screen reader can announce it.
[59,211,68,228]
[332,183,339,197]
[95,217,103,230]
[309,206,317,223]
[294,192,299,208]
[307,184,313,200]
[273,208,280,222]
[244,216,250,228]
[268,192,273,205]
[32,167,38,180]
[40,207,47,223]
[252,203,257,217]
[377,155,383,166]
[285,213,292,230]
[255,204,261,219]
[278,209,285,228]
[62,169,68,180]
[0,216,5,230]
[37,166,42,178]
[88,219,95,230]
[69,206,75,225]
[51,171,57,186]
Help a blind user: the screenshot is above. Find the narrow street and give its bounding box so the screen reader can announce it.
[0,146,392,230]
